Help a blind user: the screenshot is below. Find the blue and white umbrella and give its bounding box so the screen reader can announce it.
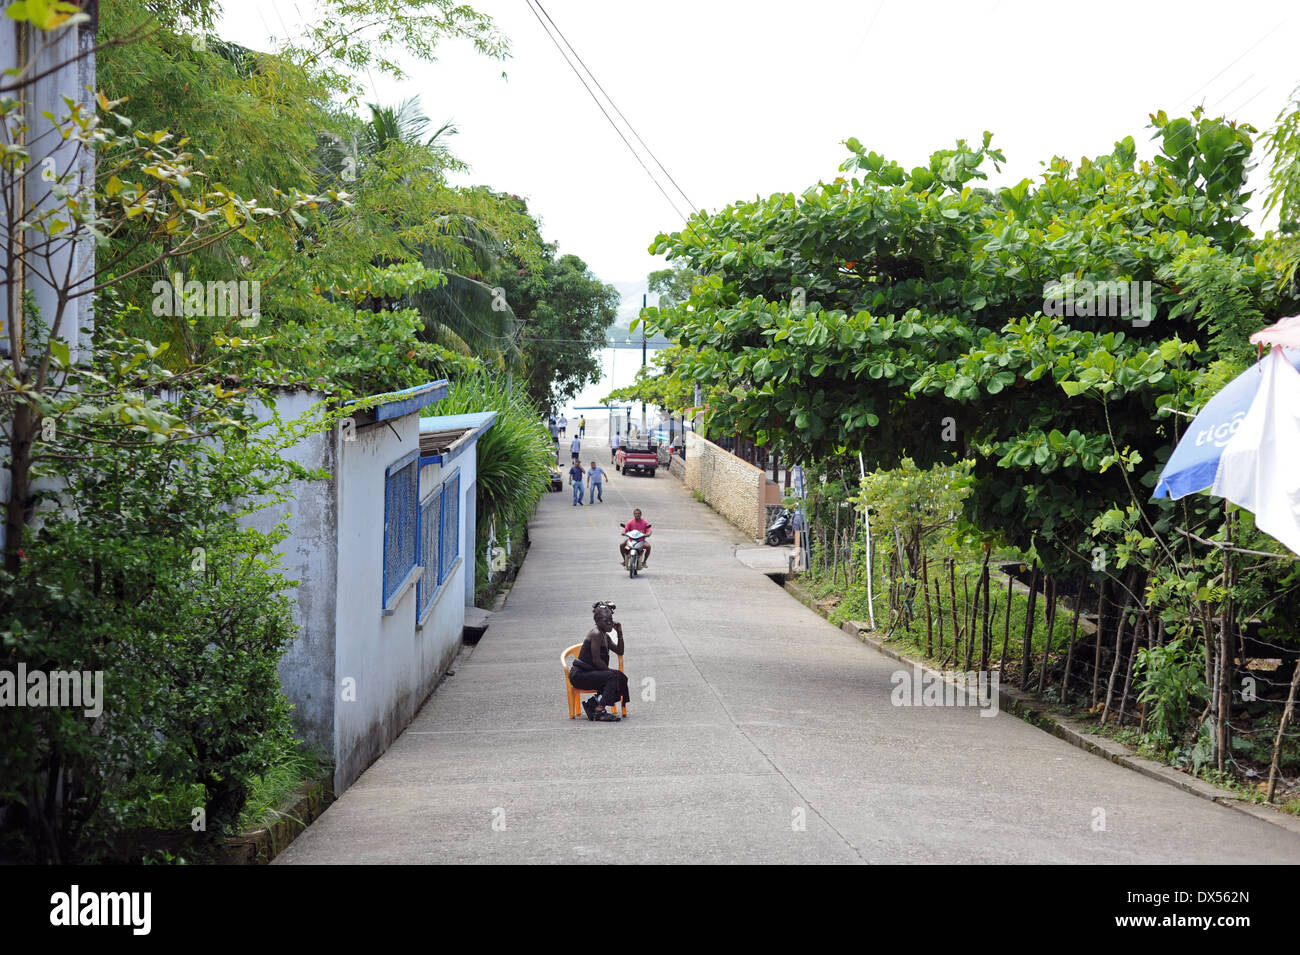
[1152,349,1300,500]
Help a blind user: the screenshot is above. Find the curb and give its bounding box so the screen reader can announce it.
[220,775,336,865]
[781,577,1300,838]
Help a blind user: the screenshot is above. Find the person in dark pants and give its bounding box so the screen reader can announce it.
[568,602,628,722]
[568,462,585,506]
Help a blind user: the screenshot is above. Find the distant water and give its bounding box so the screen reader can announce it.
[561,346,663,431]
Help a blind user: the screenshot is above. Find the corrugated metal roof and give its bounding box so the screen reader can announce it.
[418,411,497,463]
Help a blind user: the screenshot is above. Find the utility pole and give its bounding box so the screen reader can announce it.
[639,293,644,439]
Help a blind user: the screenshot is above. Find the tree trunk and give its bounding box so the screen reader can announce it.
[1118,612,1144,726]
[922,552,933,656]
[831,501,841,585]
[961,574,971,670]
[1061,576,1084,701]
[5,403,36,573]
[1092,577,1108,708]
[999,571,1014,674]
[1037,575,1057,693]
[1266,658,1300,803]
[947,559,959,661]
[933,571,944,656]
[1217,508,1235,773]
[979,551,992,673]
[1100,569,1137,724]
[1020,564,1040,690]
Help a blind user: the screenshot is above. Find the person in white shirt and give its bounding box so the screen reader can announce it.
[611,430,622,463]
[570,434,582,464]
[588,461,607,503]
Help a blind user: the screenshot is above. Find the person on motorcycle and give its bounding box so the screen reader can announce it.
[619,508,652,569]
[568,601,628,722]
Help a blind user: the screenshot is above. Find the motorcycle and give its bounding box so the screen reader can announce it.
[765,508,795,546]
[621,525,650,578]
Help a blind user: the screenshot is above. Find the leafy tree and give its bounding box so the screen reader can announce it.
[648,266,697,306]
[641,113,1283,572]
[502,247,620,408]
[605,343,697,414]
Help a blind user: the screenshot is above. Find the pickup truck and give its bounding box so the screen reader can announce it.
[615,442,659,477]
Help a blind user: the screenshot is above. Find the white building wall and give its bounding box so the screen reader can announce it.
[241,390,338,757]
[333,413,474,791]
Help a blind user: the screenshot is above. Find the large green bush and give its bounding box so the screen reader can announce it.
[0,338,313,862]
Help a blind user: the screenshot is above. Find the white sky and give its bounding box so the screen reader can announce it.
[217,0,1300,301]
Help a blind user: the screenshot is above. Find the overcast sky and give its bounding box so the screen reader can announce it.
[217,0,1300,302]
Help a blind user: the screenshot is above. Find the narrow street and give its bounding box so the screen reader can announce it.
[278,431,1300,864]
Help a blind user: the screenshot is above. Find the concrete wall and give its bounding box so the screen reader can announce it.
[463,478,478,605]
[0,11,97,362]
[683,431,767,539]
[417,450,475,680]
[243,391,338,758]
[333,417,472,792]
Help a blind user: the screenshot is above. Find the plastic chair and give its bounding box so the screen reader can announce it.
[562,643,627,718]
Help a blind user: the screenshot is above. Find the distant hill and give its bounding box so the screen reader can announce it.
[606,279,670,346]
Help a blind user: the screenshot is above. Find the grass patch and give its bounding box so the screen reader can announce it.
[237,746,330,832]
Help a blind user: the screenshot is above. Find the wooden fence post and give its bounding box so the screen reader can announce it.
[1020,563,1040,690]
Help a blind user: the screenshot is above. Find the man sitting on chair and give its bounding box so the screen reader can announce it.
[568,602,628,722]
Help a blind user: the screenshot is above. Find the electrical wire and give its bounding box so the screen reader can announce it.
[522,0,692,227]
[529,0,697,214]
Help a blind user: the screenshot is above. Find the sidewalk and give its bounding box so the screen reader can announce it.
[276,435,1300,864]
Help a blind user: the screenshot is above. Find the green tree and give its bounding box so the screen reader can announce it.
[648,265,697,306]
[502,247,620,408]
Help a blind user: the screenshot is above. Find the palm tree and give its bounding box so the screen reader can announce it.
[315,96,524,367]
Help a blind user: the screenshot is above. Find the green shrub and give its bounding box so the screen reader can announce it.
[426,371,552,596]
[0,347,311,862]
[1134,637,1208,754]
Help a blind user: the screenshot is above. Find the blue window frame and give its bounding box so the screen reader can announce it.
[416,467,460,619]
[383,450,420,607]
[440,471,460,585]
[416,488,442,618]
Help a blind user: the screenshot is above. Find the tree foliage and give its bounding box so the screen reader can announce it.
[641,113,1295,575]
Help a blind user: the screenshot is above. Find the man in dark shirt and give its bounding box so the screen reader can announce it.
[568,602,628,722]
[568,462,585,506]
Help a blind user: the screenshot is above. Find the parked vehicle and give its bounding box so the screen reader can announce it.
[765,508,795,546]
[623,526,650,578]
[615,442,658,477]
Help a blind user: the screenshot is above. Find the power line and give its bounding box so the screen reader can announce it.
[523,0,691,225]
[530,0,697,214]
[1178,20,1287,109]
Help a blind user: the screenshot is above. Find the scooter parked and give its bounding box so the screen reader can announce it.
[765,508,795,546]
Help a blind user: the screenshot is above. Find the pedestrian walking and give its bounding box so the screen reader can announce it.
[610,429,621,464]
[579,415,586,437]
[570,434,582,464]
[569,461,585,506]
[588,460,606,503]
[559,417,567,437]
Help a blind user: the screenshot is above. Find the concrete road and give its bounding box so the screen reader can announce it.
[277,435,1300,864]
